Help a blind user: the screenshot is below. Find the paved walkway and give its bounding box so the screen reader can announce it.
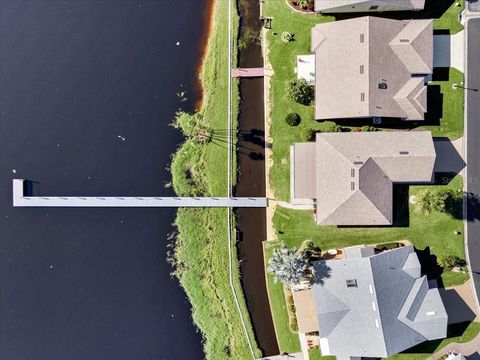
[433,31,465,71]
[277,201,314,211]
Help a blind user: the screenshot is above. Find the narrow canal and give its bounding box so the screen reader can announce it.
[235,0,280,356]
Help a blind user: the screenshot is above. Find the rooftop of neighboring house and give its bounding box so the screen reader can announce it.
[291,131,436,226]
[314,0,425,13]
[311,16,433,120]
[311,244,448,359]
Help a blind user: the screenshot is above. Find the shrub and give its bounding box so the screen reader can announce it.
[361,125,378,132]
[287,79,313,105]
[324,122,343,133]
[300,127,315,142]
[281,32,294,43]
[416,189,448,214]
[437,254,466,270]
[285,112,301,126]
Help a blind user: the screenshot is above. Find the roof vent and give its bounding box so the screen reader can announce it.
[354,161,363,165]
[351,182,355,190]
[378,82,387,90]
[346,279,358,288]
[400,38,410,43]
[399,151,409,155]
[360,33,365,43]
[351,169,355,177]
[360,65,364,74]
[360,92,365,102]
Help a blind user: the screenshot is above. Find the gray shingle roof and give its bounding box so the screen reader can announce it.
[312,245,448,358]
[311,17,432,120]
[291,131,436,225]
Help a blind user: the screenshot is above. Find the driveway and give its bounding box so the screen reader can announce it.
[433,32,465,71]
[434,138,465,173]
[439,280,478,324]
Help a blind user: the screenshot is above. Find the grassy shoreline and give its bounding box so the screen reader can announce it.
[170,1,260,359]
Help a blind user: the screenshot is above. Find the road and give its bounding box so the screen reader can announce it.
[466,17,480,310]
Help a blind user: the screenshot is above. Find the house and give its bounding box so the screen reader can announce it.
[311,16,433,121]
[290,131,436,226]
[310,244,448,360]
[314,0,425,13]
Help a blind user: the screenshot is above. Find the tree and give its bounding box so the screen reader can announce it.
[437,254,465,270]
[287,79,313,105]
[416,189,448,214]
[267,243,311,286]
[285,112,301,126]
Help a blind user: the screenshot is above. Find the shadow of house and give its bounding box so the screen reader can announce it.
[434,138,466,175]
[439,288,477,324]
[468,353,480,360]
[333,0,456,22]
[399,321,473,354]
[424,84,443,127]
[416,247,444,288]
[393,184,410,227]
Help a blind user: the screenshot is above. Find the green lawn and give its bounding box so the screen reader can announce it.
[170,1,260,359]
[421,68,464,140]
[433,0,465,35]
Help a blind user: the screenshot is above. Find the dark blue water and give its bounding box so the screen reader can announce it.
[0,1,208,359]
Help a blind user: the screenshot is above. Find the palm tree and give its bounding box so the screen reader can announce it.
[267,243,311,286]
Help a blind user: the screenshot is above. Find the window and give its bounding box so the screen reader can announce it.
[360,33,365,43]
[369,5,379,10]
[346,279,358,287]
[360,65,364,74]
[360,92,365,102]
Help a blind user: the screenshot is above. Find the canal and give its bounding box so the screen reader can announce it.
[0,1,209,359]
[235,0,280,356]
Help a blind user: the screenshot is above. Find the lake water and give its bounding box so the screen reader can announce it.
[0,1,209,359]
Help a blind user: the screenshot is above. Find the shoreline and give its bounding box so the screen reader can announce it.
[194,0,215,110]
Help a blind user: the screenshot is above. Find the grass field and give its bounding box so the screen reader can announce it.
[170,1,261,359]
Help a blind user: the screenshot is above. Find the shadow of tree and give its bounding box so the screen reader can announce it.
[312,261,332,286]
[466,192,480,222]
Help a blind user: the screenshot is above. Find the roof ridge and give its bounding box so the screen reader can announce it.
[368,256,389,356]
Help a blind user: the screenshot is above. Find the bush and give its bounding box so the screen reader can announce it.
[375,242,399,251]
[285,112,301,126]
[437,254,466,270]
[300,127,315,142]
[281,32,294,43]
[287,79,313,105]
[361,125,378,132]
[324,122,343,133]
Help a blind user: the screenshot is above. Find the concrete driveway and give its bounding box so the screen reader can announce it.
[434,138,465,173]
[434,31,465,71]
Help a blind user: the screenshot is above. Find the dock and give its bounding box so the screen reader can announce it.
[12,179,267,208]
[231,67,266,78]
